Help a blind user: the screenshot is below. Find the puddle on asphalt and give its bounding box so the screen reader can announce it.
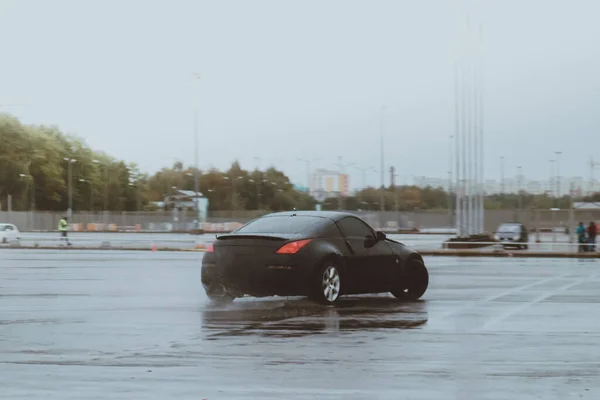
[201,296,428,338]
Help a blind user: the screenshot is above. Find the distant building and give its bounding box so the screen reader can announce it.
[310,168,350,201]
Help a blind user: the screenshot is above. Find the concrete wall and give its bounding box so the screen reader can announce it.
[3,209,600,232]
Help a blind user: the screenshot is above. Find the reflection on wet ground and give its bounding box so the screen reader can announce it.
[202,297,428,338]
[1,250,600,399]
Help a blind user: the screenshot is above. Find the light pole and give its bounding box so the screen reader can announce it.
[63,158,77,217]
[334,156,355,210]
[79,179,93,211]
[192,72,202,228]
[500,156,504,195]
[379,106,386,225]
[554,151,562,198]
[254,157,262,211]
[517,166,523,220]
[448,134,454,225]
[223,175,244,216]
[353,165,376,190]
[549,159,556,197]
[92,159,109,231]
[297,157,319,194]
[19,173,33,211]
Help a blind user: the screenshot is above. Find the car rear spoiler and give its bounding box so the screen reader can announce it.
[216,234,289,241]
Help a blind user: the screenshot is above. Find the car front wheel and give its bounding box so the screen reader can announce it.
[391,259,429,301]
[311,262,342,305]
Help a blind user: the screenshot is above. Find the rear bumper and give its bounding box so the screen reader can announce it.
[201,253,312,297]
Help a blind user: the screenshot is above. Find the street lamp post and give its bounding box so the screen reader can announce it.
[448,135,454,225]
[253,157,262,211]
[223,176,244,217]
[500,156,505,194]
[353,165,376,190]
[19,173,33,211]
[63,158,77,217]
[297,157,319,194]
[379,106,386,228]
[334,156,355,210]
[79,179,93,212]
[549,159,556,198]
[554,151,562,198]
[517,166,523,220]
[192,72,202,229]
[92,159,109,231]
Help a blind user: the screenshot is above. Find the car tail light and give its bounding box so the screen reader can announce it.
[276,239,312,254]
[206,242,214,252]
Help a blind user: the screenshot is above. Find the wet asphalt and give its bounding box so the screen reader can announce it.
[1,250,600,399]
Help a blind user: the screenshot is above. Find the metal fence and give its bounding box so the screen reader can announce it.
[2,208,599,233]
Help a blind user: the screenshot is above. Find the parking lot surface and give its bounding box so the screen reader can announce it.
[1,250,599,399]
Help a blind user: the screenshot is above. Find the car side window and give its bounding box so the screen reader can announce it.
[321,223,343,238]
[336,217,374,238]
[5,225,12,231]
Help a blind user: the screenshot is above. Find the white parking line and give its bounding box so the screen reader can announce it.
[475,272,600,332]
[436,272,574,320]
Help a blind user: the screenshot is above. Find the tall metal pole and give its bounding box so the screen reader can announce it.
[460,57,468,236]
[454,61,461,236]
[192,73,201,229]
[517,166,523,220]
[471,43,479,235]
[64,158,76,217]
[193,109,199,227]
[549,159,555,197]
[353,165,375,190]
[68,161,72,215]
[379,106,386,227]
[500,156,505,194]
[555,151,562,198]
[448,135,453,225]
[334,156,354,210]
[478,23,485,234]
[254,157,262,211]
[297,158,318,193]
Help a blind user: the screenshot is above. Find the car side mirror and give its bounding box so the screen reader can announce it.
[364,234,377,248]
[376,231,386,241]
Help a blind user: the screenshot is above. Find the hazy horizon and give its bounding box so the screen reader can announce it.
[1,0,599,188]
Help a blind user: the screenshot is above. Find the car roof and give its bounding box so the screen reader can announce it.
[263,210,358,222]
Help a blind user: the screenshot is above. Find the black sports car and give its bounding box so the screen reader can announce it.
[201,211,429,304]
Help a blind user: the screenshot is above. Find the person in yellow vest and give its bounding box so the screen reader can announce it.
[58,216,71,246]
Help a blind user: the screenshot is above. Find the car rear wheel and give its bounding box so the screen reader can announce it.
[311,262,342,305]
[391,259,429,301]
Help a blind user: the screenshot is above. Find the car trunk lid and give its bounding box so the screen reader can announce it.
[214,232,304,256]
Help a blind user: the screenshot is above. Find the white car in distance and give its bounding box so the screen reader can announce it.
[0,223,21,244]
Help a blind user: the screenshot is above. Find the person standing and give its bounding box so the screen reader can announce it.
[58,216,71,246]
[588,221,597,252]
[576,221,587,252]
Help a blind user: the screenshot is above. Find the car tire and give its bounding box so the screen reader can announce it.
[391,259,429,301]
[311,261,342,305]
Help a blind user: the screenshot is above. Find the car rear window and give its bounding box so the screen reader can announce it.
[234,216,325,234]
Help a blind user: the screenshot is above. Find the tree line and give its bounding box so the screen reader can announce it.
[0,114,589,213]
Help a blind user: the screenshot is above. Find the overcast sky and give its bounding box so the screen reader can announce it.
[1,0,598,188]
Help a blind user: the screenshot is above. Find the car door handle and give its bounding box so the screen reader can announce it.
[344,239,355,255]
